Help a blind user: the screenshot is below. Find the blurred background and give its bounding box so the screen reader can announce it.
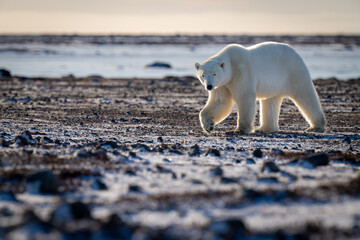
[0,0,359,79]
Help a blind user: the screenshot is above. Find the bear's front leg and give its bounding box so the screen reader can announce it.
[233,93,256,134]
[199,87,234,134]
[199,111,215,134]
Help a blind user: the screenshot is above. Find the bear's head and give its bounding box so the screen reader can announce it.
[194,60,230,91]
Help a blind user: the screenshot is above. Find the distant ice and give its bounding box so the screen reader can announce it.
[0,43,359,79]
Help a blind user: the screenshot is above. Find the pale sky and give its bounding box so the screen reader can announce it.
[0,0,359,34]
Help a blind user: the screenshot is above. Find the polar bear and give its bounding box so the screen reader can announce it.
[194,42,326,134]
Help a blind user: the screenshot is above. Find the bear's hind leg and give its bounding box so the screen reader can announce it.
[255,96,283,133]
[290,85,326,133]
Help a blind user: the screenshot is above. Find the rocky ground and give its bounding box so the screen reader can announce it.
[0,75,359,240]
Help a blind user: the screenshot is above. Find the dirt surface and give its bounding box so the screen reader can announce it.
[0,75,360,239]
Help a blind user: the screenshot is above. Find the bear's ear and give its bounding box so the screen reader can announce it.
[220,62,225,69]
[195,63,200,70]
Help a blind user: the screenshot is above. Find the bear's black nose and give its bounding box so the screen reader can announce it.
[206,85,213,90]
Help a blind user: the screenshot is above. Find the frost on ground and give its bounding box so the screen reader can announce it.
[0,76,359,239]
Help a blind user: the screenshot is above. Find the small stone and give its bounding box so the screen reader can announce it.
[191,179,203,185]
[40,136,53,144]
[343,136,351,144]
[124,168,137,176]
[258,177,279,184]
[0,192,17,202]
[132,143,151,152]
[157,137,164,143]
[209,166,223,177]
[299,153,329,169]
[210,218,247,238]
[129,151,137,158]
[261,161,280,173]
[128,184,142,193]
[71,202,92,220]
[271,148,284,155]
[205,148,221,157]
[102,214,125,232]
[93,149,108,160]
[163,158,171,163]
[156,165,173,174]
[91,179,108,190]
[100,141,119,149]
[253,148,263,158]
[146,62,172,69]
[20,130,33,142]
[189,144,201,156]
[26,170,60,194]
[74,150,93,159]
[220,177,237,184]
[14,135,28,146]
[0,69,11,77]
[0,139,10,147]
[246,158,256,164]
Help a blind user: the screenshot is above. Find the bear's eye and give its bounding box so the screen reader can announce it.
[201,74,205,78]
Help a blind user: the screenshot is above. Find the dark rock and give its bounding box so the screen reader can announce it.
[74,150,93,159]
[209,218,248,238]
[209,166,223,177]
[128,184,142,193]
[191,179,203,185]
[14,135,29,146]
[101,214,131,238]
[234,159,242,163]
[100,141,119,149]
[246,158,256,164]
[261,161,280,173]
[0,139,10,147]
[71,202,92,220]
[163,158,171,163]
[271,148,284,155]
[132,143,151,152]
[26,170,60,194]
[21,130,33,142]
[280,171,298,181]
[146,62,172,69]
[304,149,315,154]
[0,69,11,77]
[93,149,108,160]
[299,153,329,169]
[253,148,263,158]
[91,179,108,190]
[236,147,246,152]
[189,144,201,156]
[169,149,184,155]
[40,136,53,144]
[124,167,137,176]
[343,136,351,144]
[0,207,14,216]
[0,191,17,202]
[157,136,164,143]
[243,189,262,199]
[258,177,279,184]
[220,177,238,184]
[128,151,137,158]
[204,148,221,157]
[156,165,173,174]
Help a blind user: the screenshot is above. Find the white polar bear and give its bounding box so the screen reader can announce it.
[194,42,326,134]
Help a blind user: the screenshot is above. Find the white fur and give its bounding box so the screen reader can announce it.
[195,42,326,134]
